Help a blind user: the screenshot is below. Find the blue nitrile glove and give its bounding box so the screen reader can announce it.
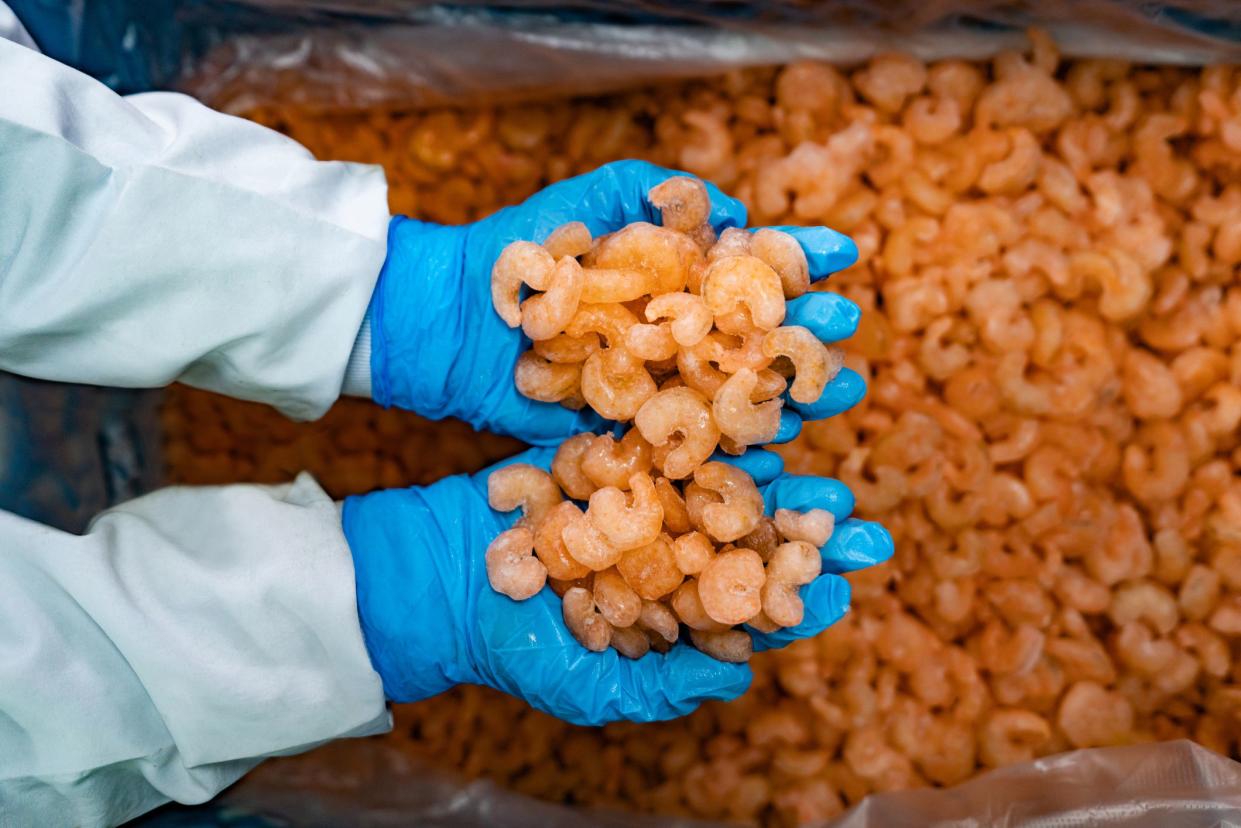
[365,160,865,446]
[341,446,893,725]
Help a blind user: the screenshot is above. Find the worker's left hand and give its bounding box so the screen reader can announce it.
[363,160,863,447]
[341,446,892,726]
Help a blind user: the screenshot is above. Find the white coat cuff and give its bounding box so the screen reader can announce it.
[342,313,374,398]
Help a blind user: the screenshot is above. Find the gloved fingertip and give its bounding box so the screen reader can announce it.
[784,292,862,342]
[773,409,803,443]
[708,447,785,485]
[823,518,895,574]
[762,474,855,521]
[786,367,867,421]
[804,573,852,624]
[814,233,859,279]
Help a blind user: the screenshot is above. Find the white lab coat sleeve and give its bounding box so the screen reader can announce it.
[0,474,392,828]
[0,13,390,825]
[0,17,389,421]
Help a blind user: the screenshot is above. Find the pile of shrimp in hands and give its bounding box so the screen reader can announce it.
[486,178,846,660]
[491,176,843,451]
[485,454,835,661]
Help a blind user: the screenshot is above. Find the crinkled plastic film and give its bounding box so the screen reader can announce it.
[831,740,1241,827]
[139,740,1241,826]
[163,1,1241,111]
[15,1,1238,109]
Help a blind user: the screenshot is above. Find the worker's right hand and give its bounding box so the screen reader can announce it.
[340,446,892,726]
[360,161,861,446]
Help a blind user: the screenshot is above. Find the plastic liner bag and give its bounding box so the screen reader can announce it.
[7,1,1241,111]
[831,739,1241,827]
[0,372,161,534]
[179,0,1241,112]
[134,738,1241,827]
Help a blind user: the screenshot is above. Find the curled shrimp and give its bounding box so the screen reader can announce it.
[580,266,656,304]
[693,461,765,542]
[709,227,753,261]
[854,53,927,113]
[1122,421,1189,503]
[677,344,730,399]
[514,351,580,403]
[543,221,592,259]
[979,128,1042,195]
[655,476,691,534]
[521,256,584,341]
[562,587,612,652]
[587,472,664,551]
[680,110,735,179]
[645,293,713,347]
[690,628,753,662]
[974,64,1072,132]
[672,579,728,632]
[751,228,811,299]
[702,255,786,330]
[561,510,622,571]
[713,368,783,446]
[775,508,835,547]
[589,222,702,295]
[674,531,716,575]
[551,433,597,501]
[624,322,679,361]
[580,347,657,421]
[639,599,680,647]
[488,463,563,527]
[618,533,684,600]
[593,568,642,628]
[634,387,721,480]
[979,710,1051,768]
[533,332,600,364]
[762,540,822,627]
[903,94,961,144]
[580,428,653,490]
[693,330,771,374]
[534,501,590,581]
[699,547,767,626]
[1070,250,1152,322]
[485,526,547,601]
[565,302,640,348]
[610,625,650,660]
[649,176,711,234]
[491,241,555,327]
[763,326,843,403]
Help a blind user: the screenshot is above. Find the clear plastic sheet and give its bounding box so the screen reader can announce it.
[135,738,1241,827]
[12,2,1237,110]
[179,1,1241,112]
